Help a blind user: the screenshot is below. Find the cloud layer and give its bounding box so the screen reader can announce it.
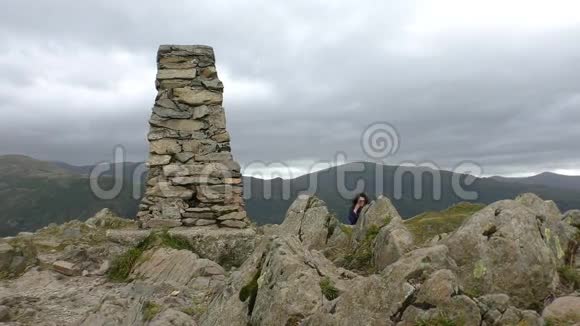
[1,0,579,178]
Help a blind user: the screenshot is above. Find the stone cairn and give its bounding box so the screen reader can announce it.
[137,45,250,229]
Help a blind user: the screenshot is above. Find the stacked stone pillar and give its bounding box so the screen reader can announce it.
[137,45,250,229]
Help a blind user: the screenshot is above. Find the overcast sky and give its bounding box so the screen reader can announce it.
[1,0,579,178]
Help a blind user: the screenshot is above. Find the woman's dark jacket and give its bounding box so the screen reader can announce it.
[348,207,362,225]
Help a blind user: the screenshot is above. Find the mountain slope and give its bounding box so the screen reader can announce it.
[1,155,580,236]
[0,155,72,178]
[244,162,580,224]
[0,155,140,236]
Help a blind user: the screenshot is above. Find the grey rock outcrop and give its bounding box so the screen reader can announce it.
[138,45,249,230]
[372,218,414,271]
[354,195,402,241]
[0,242,15,271]
[131,247,225,288]
[563,209,580,228]
[200,235,349,326]
[335,195,414,272]
[542,296,580,325]
[2,189,579,326]
[516,193,574,261]
[278,194,339,250]
[168,227,256,268]
[444,199,562,307]
[149,308,197,326]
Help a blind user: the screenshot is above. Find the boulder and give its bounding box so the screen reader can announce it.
[542,296,580,325]
[304,245,456,325]
[131,247,224,288]
[199,238,275,326]
[79,282,153,326]
[303,274,395,326]
[354,195,402,241]
[372,219,414,270]
[200,235,346,326]
[444,199,560,308]
[478,293,511,317]
[515,193,561,222]
[515,193,574,261]
[278,195,338,250]
[85,208,136,229]
[0,242,14,270]
[399,270,481,325]
[248,236,340,326]
[323,224,355,264]
[563,209,580,228]
[106,229,152,247]
[168,227,256,268]
[381,245,457,317]
[52,260,80,276]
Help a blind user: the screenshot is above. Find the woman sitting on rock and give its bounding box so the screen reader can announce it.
[348,193,369,225]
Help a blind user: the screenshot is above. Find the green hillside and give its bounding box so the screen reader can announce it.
[1,156,579,236]
[404,202,485,245]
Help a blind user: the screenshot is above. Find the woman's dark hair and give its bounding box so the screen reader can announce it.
[350,193,369,211]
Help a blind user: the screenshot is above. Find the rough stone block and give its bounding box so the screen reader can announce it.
[220,220,247,229]
[217,211,247,221]
[157,68,196,80]
[53,261,80,276]
[173,87,223,106]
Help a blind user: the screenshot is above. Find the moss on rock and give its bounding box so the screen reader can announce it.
[319,276,340,300]
[107,230,195,282]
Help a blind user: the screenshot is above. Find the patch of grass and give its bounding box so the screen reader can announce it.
[107,247,144,282]
[158,231,194,251]
[319,276,340,300]
[0,271,10,280]
[286,314,305,326]
[416,312,457,326]
[181,295,209,317]
[181,304,207,317]
[107,230,194,282]
[342,225,381,273]
[339,224,353,237]
[545,313,580,326]
[142,300,161,322]
[558,265,580,290]
[462,283,483,299]
[181,306,196,316]
[384,215,393,227]
[101,218,134,229]
[405,202,485,245]
[239,267,262,315]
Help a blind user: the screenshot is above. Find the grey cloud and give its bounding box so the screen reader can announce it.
[0,0,579,177]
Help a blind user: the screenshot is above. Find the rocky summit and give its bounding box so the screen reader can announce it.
[0,46,578,326]
[0,192,578,325]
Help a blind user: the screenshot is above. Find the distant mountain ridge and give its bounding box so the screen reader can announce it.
[491,172,580,192]
[0,155,72,178]
[0,154,579,236]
